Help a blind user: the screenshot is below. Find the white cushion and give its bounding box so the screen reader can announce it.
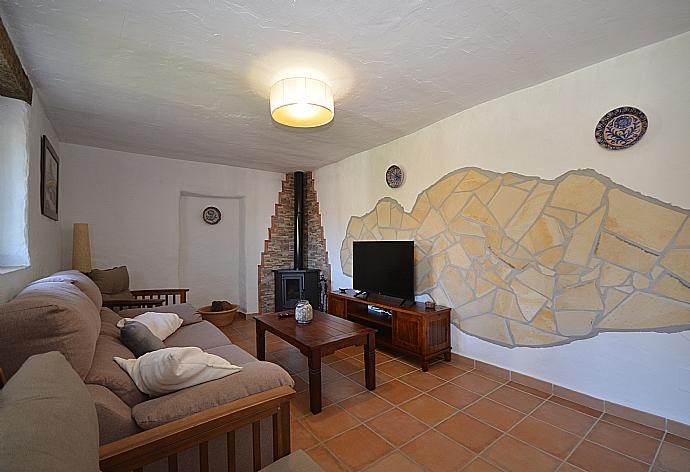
[116,312,183,341]
[114,347,242,396]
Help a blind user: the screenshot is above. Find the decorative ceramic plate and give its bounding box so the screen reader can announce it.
[202,206,221,225]
[595,106,648,150]
[386,165,404,188]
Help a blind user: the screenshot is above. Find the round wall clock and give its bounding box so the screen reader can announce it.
[202,206,221,225]
[595,106,648,150]
[386,165,404,188]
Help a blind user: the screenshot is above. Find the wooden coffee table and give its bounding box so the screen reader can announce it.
[255,310,377,414]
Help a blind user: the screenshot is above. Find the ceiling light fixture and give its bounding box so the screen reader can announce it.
[270,77,334,127]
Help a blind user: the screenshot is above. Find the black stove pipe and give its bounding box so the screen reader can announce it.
[294,171,305,270]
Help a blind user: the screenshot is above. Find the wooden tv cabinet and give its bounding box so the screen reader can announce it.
[327,290,451,371]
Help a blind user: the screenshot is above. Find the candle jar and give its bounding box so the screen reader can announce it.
[295,300,313,324]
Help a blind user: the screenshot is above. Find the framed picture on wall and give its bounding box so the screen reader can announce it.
[41,135,59,221]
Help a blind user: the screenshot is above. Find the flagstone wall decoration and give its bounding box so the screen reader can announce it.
[340,168,690,347]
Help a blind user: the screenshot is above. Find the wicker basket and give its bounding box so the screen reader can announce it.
[197,301,240,327]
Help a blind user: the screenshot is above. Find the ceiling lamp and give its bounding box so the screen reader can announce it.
[270,77,334,127]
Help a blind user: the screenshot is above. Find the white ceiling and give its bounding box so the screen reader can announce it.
[2,1,689,172]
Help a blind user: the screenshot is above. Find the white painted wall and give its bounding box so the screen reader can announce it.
[315,32,690,424]
[179,195,242,308]
[0,94,62,303]
[59,144,283,313]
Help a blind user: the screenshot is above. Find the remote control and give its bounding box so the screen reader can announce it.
[277,313,293,319]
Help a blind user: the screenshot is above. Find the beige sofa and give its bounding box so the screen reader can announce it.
[0,270,295,471]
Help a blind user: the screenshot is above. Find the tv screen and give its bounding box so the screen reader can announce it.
[353,240,415,300]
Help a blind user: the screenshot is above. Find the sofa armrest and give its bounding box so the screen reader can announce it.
[130,289,189,305]
[99,385,295,472]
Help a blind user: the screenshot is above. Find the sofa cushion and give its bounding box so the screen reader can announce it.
[29,270,103,308]
[114,347,242,396]
[120,302,203,326]
[120,320,166,357]
[207,344,259,366]
[100,307,123,337]
[85,384,141,445]
[0,352,99,472]
[90,266,129,294]
[0,282,100,379]
[132,360,294,429]
[164,320,231,350]
[85,309,147,407]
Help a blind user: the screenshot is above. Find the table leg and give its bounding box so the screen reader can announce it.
[256,324,266,361]
[308,351,322,414]
[364,333,376,391]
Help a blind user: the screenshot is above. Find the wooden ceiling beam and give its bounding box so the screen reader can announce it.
[0,16,32,104]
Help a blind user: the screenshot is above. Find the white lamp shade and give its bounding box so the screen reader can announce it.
[270,77,334,127]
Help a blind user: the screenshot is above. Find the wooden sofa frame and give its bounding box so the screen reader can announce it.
[99,385,295,472]
[103,288,190,312]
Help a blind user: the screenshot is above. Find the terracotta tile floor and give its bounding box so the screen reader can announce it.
[223,318,689,471]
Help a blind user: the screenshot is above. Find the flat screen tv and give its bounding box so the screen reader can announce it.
[353,240,414,301]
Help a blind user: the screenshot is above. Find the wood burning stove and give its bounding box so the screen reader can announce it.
[273,171,322,311]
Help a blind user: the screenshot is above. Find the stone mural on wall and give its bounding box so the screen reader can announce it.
[340,168,690,347]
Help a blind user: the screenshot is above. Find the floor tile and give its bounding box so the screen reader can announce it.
[338,391,393,420]
[366,408,428,446]
[531,401,597,436]
[291,375,309,393]
[567,440,648,472]
[306,446,349,472]
[290,391,332,418]
[600,413,664,439]
[371,379,422,404]
[291,419,319,451]
[322,377,367,403]
[427,362,467,380]
[487,385,545,413]
[586,420,660,463]
[452,372,502,395]
[399,370,446,391]
[655,442,690,472]
[301,405,359,441]
[483,435,561,472]
[399,394,458,426]
[372,351,395,365]
[325,425,393,471]
[330,357,365,376]
[402,429,475,472]
[377,359,418,378]
[297,364,344,385]
[463,458,503,472]
[323,351,351,364]
[339,345,363,356]
[465,398,524,431]
[428,382,481,409]
[554,462,585,471]
[364,452,425,472]
[436,412,502,453]
[510,416,579,459]
[348,369,394,388]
